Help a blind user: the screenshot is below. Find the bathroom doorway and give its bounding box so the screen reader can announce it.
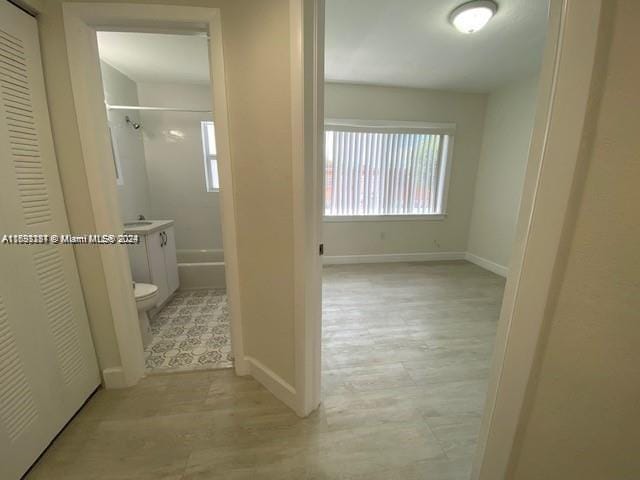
[63,4,246,385]
[95,31,233,373]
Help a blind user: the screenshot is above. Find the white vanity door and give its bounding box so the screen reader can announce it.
[128,236,152,283]
[147,230,169,304]
[163,227,179,295]
[0,2,100,478]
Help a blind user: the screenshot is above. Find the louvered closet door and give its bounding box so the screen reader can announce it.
[0,2,100,479]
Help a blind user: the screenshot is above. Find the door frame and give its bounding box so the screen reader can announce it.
[300,0,604,471]
[471,0,603,477]
[62,3,247,386]
[290,0,325,416]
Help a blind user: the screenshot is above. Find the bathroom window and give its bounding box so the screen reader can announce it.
[324,120,454,218]
[201,121,220,192]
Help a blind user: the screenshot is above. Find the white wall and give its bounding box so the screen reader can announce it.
[137,83,224,252]
[323,83,486,258]
[467,76,540,272]
[511,1,640,476]
[100,61,151,222]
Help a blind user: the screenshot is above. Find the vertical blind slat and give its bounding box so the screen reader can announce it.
[385,134,395,214]
[344,132,351,214]
[352,133,360,214]
[430,136,440,213]
[336,132,344,215]
[325,129,448,216]
[400,134,411,213]
[394,134,403,213]
[338,132,345,215]
[333,132,339,215]
[414,136,424,213]
[395,134,404,213]
[409,134,416,212]
[352,132,359,214]
[356,133,364,214]
[398,134,408,213]
[387,134,395,214]
[341,131,347,215]
[422,135,431,214]
[347,132,354,214]
[374,134,380,213]
[363,133,370,214]
[424,135,432,213]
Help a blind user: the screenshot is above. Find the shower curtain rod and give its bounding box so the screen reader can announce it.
[106,104,211,113]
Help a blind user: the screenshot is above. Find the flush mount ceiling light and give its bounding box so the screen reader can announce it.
[450,0,498,34]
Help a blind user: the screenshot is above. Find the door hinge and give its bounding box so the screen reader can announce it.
[319,243,324,256]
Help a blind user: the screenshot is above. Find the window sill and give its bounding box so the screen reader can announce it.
[206,189,220,193]
[323,214,446,223]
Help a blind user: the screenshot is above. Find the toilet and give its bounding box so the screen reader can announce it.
[134,282,159,348]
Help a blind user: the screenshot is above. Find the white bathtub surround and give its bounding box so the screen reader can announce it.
[99,61,151,222]
[177,249,224,263]
[137,83,224,252]
[177,249,226,290]
[145,289,232,372]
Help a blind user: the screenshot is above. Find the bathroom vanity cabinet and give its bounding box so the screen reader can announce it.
[125,220,179,309]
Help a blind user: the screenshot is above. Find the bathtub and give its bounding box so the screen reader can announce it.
[177,249,226,290]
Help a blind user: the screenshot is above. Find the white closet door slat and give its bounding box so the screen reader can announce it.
[0,4,100,479]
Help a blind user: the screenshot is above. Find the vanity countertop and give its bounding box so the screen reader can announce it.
[123,219,174,235]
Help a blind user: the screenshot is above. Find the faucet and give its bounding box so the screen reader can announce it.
[137,214,146,220]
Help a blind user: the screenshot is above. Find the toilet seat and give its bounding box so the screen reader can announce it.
[134,283,158,302]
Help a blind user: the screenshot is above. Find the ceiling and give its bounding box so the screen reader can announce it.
[325,0,549,92]
[96,32,210,85]
[96,1,548,92]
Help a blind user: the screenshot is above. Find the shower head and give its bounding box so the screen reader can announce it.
[125,115,142,130]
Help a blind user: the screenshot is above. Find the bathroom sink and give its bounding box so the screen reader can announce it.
[124,221,153,227]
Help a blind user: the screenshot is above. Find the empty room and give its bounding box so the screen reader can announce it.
[321,0,547,473]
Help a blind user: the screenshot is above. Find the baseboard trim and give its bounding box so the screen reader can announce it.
[233,356,250,376]
[465,252,508,277]
[323,251,466,265]
[245,356,297,412]
[102,367,126,389]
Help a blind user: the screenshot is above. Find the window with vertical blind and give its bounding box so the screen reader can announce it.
[324,120,454,218]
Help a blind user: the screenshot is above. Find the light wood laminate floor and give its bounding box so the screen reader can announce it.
[27,261,504,480]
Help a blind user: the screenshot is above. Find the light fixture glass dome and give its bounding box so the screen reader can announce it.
[450,0,498,34]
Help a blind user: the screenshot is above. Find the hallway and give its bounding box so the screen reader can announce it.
[27,262,503,479]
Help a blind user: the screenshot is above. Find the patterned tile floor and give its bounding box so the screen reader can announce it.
[144,289,233,372]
